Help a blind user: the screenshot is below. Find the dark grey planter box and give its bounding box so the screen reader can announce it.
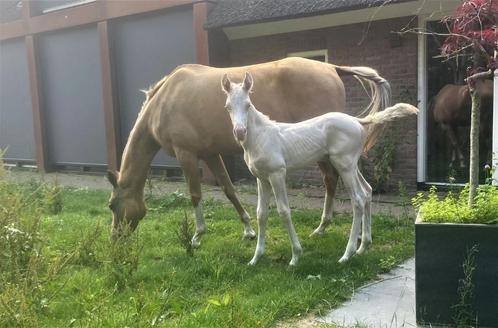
[415,218,498,327]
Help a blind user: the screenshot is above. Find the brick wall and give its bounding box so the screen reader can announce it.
[211,17,419,191]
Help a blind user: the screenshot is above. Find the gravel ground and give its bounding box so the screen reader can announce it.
[5,168,415,218]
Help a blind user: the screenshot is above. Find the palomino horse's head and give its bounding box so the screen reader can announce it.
[221,72,254,143]
[106,170,146,239]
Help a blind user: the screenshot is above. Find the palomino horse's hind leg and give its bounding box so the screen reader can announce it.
[310,160,338,237]
[174,147,206,248]
[204,155,256,239]
[356,170,372,255]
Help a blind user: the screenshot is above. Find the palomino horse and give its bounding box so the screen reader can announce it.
[221,72,418,266]
[106,57,391,246]
[431,80,493,168]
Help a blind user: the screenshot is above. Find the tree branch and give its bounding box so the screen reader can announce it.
[464,69,493,83]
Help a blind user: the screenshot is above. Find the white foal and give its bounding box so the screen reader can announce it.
[221,72,418,266]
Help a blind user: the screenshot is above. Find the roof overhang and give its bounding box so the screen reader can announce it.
[220,0,462,40]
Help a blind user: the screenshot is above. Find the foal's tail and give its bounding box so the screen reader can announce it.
[357,103,419,126]
[334,66,392,151]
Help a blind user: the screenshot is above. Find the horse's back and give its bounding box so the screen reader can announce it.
[147,58,346,155]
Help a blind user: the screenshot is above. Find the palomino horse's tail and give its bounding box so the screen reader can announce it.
[334,66,392,152]
[356,103,419,125]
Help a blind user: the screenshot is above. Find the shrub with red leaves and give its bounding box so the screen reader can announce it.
[441,0,497,74]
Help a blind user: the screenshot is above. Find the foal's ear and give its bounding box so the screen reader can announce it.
[243,72,253,92]
[106,170,119,189]
[221,74,231,94]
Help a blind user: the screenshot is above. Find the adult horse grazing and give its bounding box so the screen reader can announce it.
[221,72,418,266]
[431,80,493,168]
[106,57,391,245]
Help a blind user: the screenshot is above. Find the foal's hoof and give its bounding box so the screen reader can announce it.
[356,247,368,255]
[191,238,202,249]
[289,258,299,267]
[338,256,350,264]
[248,258,258,266]
[243,229,256,240]
[309,228,325,238]
[356,241,372,255]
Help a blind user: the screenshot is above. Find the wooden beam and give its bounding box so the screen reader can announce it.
[1,0,193,41]
[193,0,210,65]
[98,20,121,172]
[25,35,50,172]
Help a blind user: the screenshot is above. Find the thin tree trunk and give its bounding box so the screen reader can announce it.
[468,86,481,206]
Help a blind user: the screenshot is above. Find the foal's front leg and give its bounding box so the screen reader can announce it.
[248,178,271,265]
[269,170,302,266]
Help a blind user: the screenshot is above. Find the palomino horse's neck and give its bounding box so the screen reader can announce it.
[119,113,160,193]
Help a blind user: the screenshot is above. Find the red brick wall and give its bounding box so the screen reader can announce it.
[211,17,419,191]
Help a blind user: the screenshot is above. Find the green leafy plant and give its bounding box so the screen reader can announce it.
[413,185,498,224]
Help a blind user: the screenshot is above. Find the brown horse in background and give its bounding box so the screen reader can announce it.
[431,80,493,168]
[106,57,391,246]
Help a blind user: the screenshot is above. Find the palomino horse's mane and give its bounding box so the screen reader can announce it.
[139,64,199,116]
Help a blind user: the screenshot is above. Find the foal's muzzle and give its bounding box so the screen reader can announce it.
[234,126,247,141]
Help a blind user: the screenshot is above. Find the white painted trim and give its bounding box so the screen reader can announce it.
[42,0,96,14]
[223,0,461,40]
[493,69,498,186]
[417,15,428,183]
[287,49,328,63]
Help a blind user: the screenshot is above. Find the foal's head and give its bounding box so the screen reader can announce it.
[221,72,254,142]
[106,171,146,239]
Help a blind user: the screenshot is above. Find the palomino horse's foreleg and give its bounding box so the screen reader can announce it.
[204,155,256,239]
[268,169,302,266]
[356,170,372,255]
[174,147,206,247]
[334,166,365,263]
[310,160,339,237]
[248,178,271,265]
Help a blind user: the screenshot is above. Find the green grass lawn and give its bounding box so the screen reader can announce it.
[1,185,414,328]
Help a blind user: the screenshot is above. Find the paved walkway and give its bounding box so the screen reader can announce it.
[319,259,416,328]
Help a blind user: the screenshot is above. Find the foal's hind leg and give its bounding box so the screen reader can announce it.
[174,147,206,248]
[310,160,339,237]
[331,163,365,263]
[356,171,372,255]
[204,155,256,239]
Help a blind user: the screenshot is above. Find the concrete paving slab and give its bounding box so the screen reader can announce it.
[319,258,416,328]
